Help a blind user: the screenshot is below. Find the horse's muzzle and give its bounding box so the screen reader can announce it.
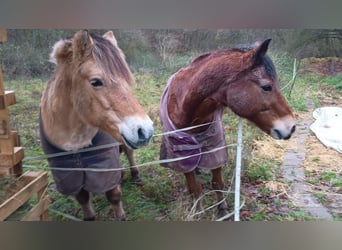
[271,124,296,140]
[122,128,153,149]
[119,116,154,149]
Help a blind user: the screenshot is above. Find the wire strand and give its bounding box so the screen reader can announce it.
[23,143,237,172]
[23,121,217,162]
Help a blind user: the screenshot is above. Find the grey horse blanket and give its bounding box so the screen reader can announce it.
[159,75,229,173]
[39,116,122,195]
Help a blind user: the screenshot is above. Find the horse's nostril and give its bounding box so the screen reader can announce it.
[274,129,282,139]
[137,127,145,140]
[291,125,296,134]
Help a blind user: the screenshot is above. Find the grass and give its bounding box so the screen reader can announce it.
[321,172,342,187]
[3,52,341,221]
[0,175,18,203]
[322,74,342,90]
[246,162,275,182]
[314,193,329,206]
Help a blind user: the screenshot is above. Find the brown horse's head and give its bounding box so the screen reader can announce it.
[49,30,154,149]
[221,39,295,139]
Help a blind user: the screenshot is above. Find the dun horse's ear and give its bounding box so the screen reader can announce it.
[72,30,94,61]
[103,30,126,59]
[103,31,118,47]
[253,38,272,65]
[49,39,72,65]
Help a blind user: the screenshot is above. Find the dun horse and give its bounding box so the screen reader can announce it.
[160,39,296,218]
[40,30,154,220]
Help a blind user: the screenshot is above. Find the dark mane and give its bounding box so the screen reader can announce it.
[190,45,277,80]
[90,33,133,84]
[191,52,212,65]
[190,49,236,67]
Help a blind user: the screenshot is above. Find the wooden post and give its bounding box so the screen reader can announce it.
[0,68,24,176]
[0,29,23,175]
[0,29,6,42]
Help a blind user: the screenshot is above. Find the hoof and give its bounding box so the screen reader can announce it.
[217,202,229,220]
[131,175,143,187]
[83,216,96,221]
[112,205,126,221]
[217,209,229,220]
[114,213,127,221]
[117,216,127,221]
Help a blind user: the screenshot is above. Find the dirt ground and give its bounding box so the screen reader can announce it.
[301,57,342,76]
[241,59,342,220]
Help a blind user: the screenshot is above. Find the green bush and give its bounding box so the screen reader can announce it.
[0,30,70,79]
[1,29,341,80]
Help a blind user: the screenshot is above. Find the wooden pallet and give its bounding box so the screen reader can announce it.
[0,30,50,220]
[0,171,50,221]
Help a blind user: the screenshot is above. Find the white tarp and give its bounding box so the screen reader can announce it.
[310,107,342,154]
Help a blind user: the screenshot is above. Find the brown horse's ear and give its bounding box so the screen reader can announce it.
[103,31,118,47]
[72,29,94,61]
[252,38,272,65]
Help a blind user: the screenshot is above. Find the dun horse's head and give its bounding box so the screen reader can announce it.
[50,30,154,149]
[223,39,296,140]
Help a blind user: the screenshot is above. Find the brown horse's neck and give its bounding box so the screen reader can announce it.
[41,71,98,151]
[167,57,237,133]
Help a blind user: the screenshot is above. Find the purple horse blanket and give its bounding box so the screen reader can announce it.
[39,116,122,196]
[159,75,229,173]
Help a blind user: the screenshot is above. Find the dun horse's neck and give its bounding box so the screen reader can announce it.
[41,74,98,151]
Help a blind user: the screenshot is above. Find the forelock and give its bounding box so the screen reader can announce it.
[262,56,277,80]
[90,33,133,84]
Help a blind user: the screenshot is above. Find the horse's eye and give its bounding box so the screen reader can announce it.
[261,85,272,92]
[90,78,104,88]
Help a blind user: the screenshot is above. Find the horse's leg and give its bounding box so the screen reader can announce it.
[120,145,142,185]
[105,185,126,221]
[75,188,96,221]
[184,170,203,212]
[211,167,228,218]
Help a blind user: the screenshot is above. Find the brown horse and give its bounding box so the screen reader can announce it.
[40,30,154,220]
[160,39,296,219]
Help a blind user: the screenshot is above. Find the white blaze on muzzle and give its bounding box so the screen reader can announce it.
[119,115,154,149]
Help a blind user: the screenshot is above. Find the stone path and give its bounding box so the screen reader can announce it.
[280,100,333,220]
